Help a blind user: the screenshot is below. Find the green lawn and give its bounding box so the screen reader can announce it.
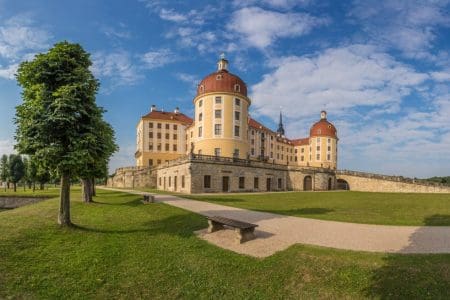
[184,191,450,226]
[0,189,449,298]
[0,186,60,197]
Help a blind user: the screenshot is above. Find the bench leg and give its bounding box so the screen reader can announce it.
[207,220,225,233]
[235,227,256,244]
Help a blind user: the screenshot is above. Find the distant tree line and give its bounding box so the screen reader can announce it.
[423,176,450,186]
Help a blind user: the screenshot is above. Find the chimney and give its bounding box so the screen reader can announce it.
[150,105,156,112]
[174,107,180,114]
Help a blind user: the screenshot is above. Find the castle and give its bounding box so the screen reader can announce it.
[108,56,450,194]
[135,55,338,170]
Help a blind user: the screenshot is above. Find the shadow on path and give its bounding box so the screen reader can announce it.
[365,214,450,299]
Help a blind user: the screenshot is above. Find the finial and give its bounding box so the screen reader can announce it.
[220,52,226,60]
[217,53,229,71]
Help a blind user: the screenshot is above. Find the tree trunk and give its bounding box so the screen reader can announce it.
[58,173,71,226]
[33,182,36,192]
[13,182,16,192]
[91,178,96,197]
[40,183,44,190]
[81,178,92,203]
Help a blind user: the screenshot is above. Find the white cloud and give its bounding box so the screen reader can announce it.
[0,14,51,60]
[228,7,329,49]
[0,63,18,80]
[91,51,143,88]
[251,44,428,120]
[233,0,312,9]
[431,70,450,82]
[159,8,188,22]
[141,48,177,69]
[349,0,450,58]
[108,143,135,173]
[0,139,15,157]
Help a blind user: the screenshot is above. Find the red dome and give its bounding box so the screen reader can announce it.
[197,70,247,97]
[310,119,337,138]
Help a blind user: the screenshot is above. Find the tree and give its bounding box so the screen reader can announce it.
[9,154,25,192]
[15,41,116,226]
[0,154,9,191]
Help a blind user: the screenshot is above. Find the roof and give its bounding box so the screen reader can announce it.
[248,118,275,134]
[197,69,247,97]
[292,138,309,146]
[310,119,337,138]
[141,110,193,125]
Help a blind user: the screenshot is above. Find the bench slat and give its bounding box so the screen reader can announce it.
[207,216,258,229]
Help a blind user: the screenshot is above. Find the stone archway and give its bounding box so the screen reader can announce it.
[304,176,312,191]
[337,179,350,190]
[328,177,333,190]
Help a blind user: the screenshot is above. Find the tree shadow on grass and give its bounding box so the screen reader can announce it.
[365,214,450,299]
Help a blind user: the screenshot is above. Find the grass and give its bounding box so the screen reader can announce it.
[184,191,450,226]
[0,188,449,298]
[0,186,60,197]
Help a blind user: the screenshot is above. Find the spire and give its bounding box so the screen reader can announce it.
[277,111,285,137]
[217,53,229,71]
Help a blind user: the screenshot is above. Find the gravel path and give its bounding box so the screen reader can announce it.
[100,187,450,257]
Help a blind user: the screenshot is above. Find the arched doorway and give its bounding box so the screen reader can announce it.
[337,179,350,190]
[304,176,312,191]
[328,177,333,190]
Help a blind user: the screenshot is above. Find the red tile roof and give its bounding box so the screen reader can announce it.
[197,70,247,97]
[310,119,337,138]
[142,110,193,125]
[248,117,275,134]
[292,138,309,146]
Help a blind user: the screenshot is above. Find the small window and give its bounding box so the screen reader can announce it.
[199,85,204,93]
[215,109,221,118]
[239,177,245,189]
[327,146,331,151]
[204,175,211,188]
[216,74,222,80]
[327,154,331,161]
[165,133,170,139]
[149,132,153,138]
[278,178,282,189]
[182,175,185,188]
[235,111,240,121]
[149,122,153,128]
[174,125,178,130]
[215,96,221,104]
[234,84,240,92]
[169,176,171,187]
[301,156,304,161]
[199,100,203,107]
[214,148,221,156]
[214,124,222,135]
[254,177,259,189]
[159,177,161,185]
[327,138,331,143]
[149,159,153,166]
[234,125,240,137]
[234,149,239,158]
[317,146,320,151]
[165,143,169,151]
[316,154,320,160]
[270,152,273,158]
[173,144,177,151]
[198,126,203,137]
[157,123,162,129]
[199,113,203,121]
[149,144,153,150]
[301,148,304,153]
[251,139,254,145]
[157,132,161,139]
[235,98,241,106]
[173,134,178,140]
[251,148,255,155]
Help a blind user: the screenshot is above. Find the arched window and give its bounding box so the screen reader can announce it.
[234,84,240,92]
[216,74,222,80]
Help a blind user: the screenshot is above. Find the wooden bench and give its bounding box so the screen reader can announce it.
[206,216,258,244]
[142,194,155,204]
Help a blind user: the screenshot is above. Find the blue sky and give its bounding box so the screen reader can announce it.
[1,0,450,178]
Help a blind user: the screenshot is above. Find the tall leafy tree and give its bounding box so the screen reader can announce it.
[0,154,9,191]
[15,41,116,226]
[9,154,25,192]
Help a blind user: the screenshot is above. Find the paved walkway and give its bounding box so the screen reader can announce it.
[100,187,450,257]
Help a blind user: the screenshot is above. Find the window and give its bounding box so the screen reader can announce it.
[317,146,320,151]
[157,123,162,129]
[165,124,169,129]
[174,125,178,130]
[199,85,204,93]
[204,175,211,188]
[251,148,255,155]
[251,130,255,135]
[239,177,245,189]
[157,144,161,151]
[316,154,320,160]
[149,132,153,138]
[214,124,222,135]
[181,175,185,188]
[278,178,282,189]
[234,84,240,92]
[173,144,177,151]
[277,153,279,159]
[301,156,304,161]
[254,177,259,189]
[251,139,254,145]
[190,131,193,138]
[215,109,221,118]
[199,113,203,121]
[295,149,298,154]
[149,144,153,150]
[235,98,241,106]
[173,134,178,140]
[295,157,298,162]
[198,126,202,137]
[301,148,304,153]
[270,152,273,158]
[235,111,240,121]
[327,146,331,151]
[149,122,153,128]
[271,143,273,149]
[169,176,171,187]
[233,149,239,158]
[165,143,169,151]
[157,159,161,165]
[149,159,153,166]
[234,125,240,137]
[157,132,161,139]
[317,137,321,143]
[214,148,221,156]
[199,99,203,107]
[328,138,331,143]
[327,154,331,161]
[165,133,170,139]
[215,96,221,104]
[159,177,161,185]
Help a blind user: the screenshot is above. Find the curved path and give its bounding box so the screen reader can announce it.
[100,187,450,257]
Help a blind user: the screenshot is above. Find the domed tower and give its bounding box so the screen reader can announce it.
[309,111,338,169]
[192,54,250,158]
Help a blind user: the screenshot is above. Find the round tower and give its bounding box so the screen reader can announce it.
[309,111,338,169]
[192,55,250,158]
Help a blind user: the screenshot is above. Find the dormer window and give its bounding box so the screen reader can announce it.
[199,85,204,93]
[234,84,240,92]
[216,74,222,80]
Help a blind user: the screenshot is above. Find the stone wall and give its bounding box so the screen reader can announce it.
[107,166,157,189]
[337,170,450,193]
